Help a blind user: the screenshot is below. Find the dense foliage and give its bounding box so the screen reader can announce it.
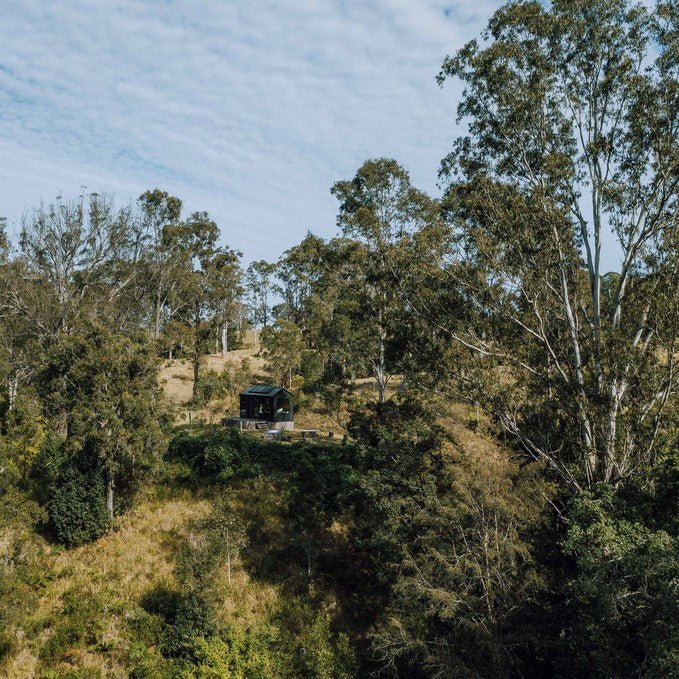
[0,0,678,676]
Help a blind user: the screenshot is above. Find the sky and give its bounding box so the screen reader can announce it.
[0,0,503,263]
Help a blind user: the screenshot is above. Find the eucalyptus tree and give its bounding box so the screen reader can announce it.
[206,247,243,356]
[331,158,440,403]
[275,233,328,333]
[18,192,131,336]
[137,189,184,339]
[245,259,276,344]
[261,318,305,389]
[0,219,23,409]
[167,211,220,401]
[436,0,679,486]
[0,257,44,411]
[5,194,142,411]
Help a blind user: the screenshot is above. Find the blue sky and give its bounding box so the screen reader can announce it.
[0,0,503,262]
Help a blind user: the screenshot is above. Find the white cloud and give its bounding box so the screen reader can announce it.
[0,0,501,261]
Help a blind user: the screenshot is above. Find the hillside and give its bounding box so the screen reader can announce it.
[158,333,380,435]
[0,389,513,677]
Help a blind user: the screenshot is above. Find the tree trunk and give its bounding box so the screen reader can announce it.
[376,318,387,404]
[221,323,228,357]
[7,374,18,412]
[192,346,200,403]
[226,528,232,585]
[154,290,163,340]
[376,363,386,404]
[192,303,201,403]
[106,469,115,521]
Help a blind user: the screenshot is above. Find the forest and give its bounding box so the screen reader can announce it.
[1,1,679,677]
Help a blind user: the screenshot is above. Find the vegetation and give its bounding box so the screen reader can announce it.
[0,0,678,676]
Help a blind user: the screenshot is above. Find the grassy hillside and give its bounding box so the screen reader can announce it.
[2,487,216,677]
[0,391,516,678]
[1,466,355,677]
[0,329,527,678]
[158,331,394,435]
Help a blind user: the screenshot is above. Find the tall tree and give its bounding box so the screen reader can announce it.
[436,0,679,486]
[331,158,440,403]
[6,194,142,410]
[19,192,131,336]
[138,189,183,340]
[206,248,243,356]
[36,328,166,520]
[245,259,276,343]
[169,211,220,402]
[275,233,328,333]
[261,319,305,389]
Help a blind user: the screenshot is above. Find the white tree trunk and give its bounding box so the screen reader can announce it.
[7,375,18,412]
[106,470,115,521]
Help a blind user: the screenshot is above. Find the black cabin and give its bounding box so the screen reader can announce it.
[239,385,294,423]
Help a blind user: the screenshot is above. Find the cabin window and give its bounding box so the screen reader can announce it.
[276,398,291,416]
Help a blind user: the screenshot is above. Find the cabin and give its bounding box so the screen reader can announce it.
[223,385,294,431]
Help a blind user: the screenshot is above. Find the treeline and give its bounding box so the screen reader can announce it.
[1,0,679,676]
[0,188,247,534]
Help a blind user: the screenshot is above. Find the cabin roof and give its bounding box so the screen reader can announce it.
[240,384,291,398]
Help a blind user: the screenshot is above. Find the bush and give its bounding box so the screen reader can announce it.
[193,370,228,406]
[555,483,679,677]
[38,587,108,664]
[0,631,13,661]
[47,465,110,547]
[274,600,357,679]
[128,642,171,679]
[163,589,217,659]
[167,429,257,480]
[190,626,280,678]
[140,584,182,624]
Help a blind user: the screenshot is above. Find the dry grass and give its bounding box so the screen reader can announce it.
[159,351,267,406]
[0,484,282,678]
[160,333,353,435]
[159,337,267,425]
[2,494,211,676]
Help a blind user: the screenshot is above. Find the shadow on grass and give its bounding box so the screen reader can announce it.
[161,429,381,633]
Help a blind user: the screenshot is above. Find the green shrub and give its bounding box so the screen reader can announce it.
[167,430,257,480]
[167,431,206,467]
[190,625,280,678]
[0,484,47,531]
[128,609,170,649]
[203,436,241,477]
[557,484,679,678]
[294,612,356,679]
[163,589,217,659]
[39,588,108,664]
[272,600,357,679]
[139,584,182,624]
[47,465,110,547]
[128,641,172,679]
[0,630,13,661]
